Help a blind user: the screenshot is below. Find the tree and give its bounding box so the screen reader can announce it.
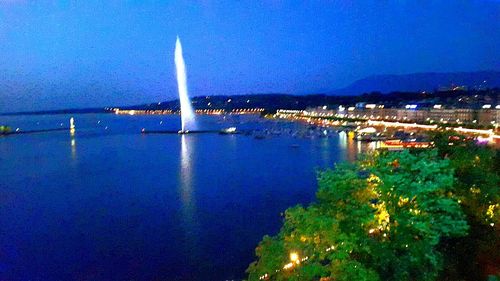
[247,150,468,281]
[430,131,500,280]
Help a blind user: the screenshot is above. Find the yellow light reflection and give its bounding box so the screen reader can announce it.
[70,137,77,160]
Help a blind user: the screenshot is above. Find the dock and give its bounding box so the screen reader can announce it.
[1,128,70,136]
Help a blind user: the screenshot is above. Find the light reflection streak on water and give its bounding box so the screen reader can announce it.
[179,135,200,262]
[368,141,382,150]
[337,131,349,162]
[320,137,331,167]
[70,136,77,161]
[338,131,347,150]
[346,132,357,162]
[180,135,194,207]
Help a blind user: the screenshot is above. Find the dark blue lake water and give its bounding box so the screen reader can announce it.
[0,114,370,281]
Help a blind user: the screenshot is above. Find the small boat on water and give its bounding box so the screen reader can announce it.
[381,139,432,150]
[356,134,388,141]
[219,127,238,135]
[355,127,388,141]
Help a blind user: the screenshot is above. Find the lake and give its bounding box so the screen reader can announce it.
[0,114,373,281]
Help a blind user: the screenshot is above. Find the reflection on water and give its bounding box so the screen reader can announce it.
[179,135,200,264]
[0,114,395,281]
[357,140,363,155]
[368,141,383,150]
[70,137,77,160]
[180,135,193,206]
[336,131,382,162]
[338,131,347,150]
[347,132,357,162]
[320,137,331,167]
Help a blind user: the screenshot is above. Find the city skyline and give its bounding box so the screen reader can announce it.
[1,1,499,111]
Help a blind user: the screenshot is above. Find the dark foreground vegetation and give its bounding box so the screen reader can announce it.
[247,132,499,281]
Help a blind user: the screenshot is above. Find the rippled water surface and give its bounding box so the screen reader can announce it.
[0,114,370,280]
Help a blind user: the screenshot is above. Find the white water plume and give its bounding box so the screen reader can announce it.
[175,36,196,132]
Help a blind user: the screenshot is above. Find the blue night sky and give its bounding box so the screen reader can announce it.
[0,1,499,111]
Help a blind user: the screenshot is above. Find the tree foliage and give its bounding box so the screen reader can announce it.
[430,131,500,280]
[247,150,469,281]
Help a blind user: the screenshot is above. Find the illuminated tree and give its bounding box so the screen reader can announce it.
[430,131,500,280]
[247,150,468,281]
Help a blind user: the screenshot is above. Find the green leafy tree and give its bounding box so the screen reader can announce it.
[247,150,468,281]
[430,131,500,280]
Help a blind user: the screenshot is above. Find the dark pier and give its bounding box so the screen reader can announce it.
[141,129,244,135]
[1,127,70,136]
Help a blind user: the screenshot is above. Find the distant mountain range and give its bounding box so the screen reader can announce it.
[332,70,500,95]
[2,70,499,115]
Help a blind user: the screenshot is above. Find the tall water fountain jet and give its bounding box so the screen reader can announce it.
[175,36,196,133]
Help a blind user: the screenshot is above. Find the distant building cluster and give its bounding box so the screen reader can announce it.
[112,108,264,116]
[114,109,174,115]
[278,103,500,127]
